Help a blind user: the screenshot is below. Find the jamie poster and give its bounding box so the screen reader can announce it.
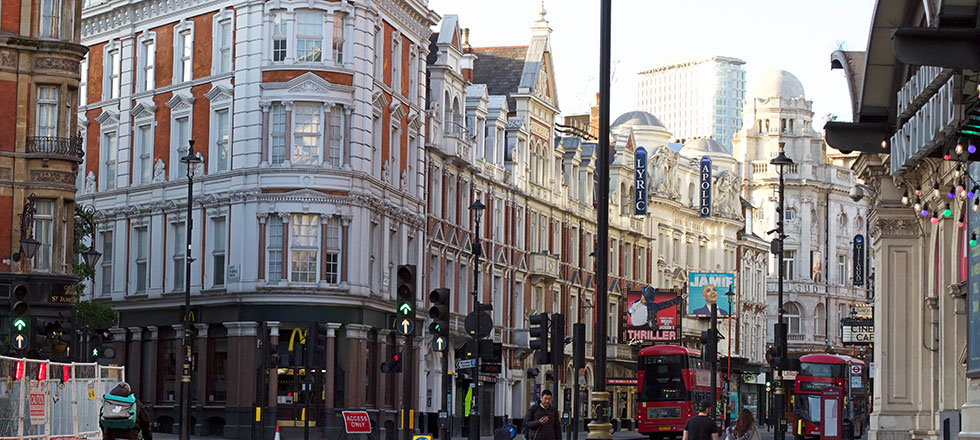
[622,287,681,342]
[687,272,735,317]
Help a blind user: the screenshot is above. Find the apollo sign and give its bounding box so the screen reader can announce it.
[699,156,712,218]
[634,147,648,215]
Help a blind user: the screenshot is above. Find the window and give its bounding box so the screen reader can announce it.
[173,116,190,178]
[269,104,286,164]
[212,217,226,286]
[79,56,88,106]
[296,11,323,62]
[328,107,344,167]
[137,35,155,92]
[838,255,847,285]
[271,11,287,62]
[374,27,383,78]
[814,303,826,336]
[408,48,417,99]
[173,222,186,291]
[100,231,113,296]
[104,46,120,99]
[102,131,117,189]
[782,250,796,281]
[332,11,345,64]
[391,34,401,93]
[136,124,153,184]
[784,302,802,334]
[290,214,318,282]
[33,200,54,271]
[215,18,233,74]
[293,104,321,166]
[785,209,796,221]
[36,86,59,137]
[40,0,61,37]
[175,27,193,83]
[324,217,341,283]
[134,226,148,293]
[213,109,230,172]
[267,216,283,283]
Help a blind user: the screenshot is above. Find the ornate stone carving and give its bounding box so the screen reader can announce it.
[0,167,11,180]
[400,168,408,190]
[381,160,390,184]
[871,217,920,238]
[84,171,96,193]
[152,159,166,182]
[30,169,75,184]
[34,57,78,73]
[1,52,16,67]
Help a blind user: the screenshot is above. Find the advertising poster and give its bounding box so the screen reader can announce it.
[688,272,735,316]
[969,163,980,376]
[622,287,682,342]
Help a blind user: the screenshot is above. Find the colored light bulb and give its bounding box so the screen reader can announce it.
[901,190,909,205]
[945,153,952,160]
[915,184,922,196]
[934,182,941,197]
[931,215,940,224]
[972,233,978,247]
[944,203,952,217]
[970,143,977,154]
[956,142,964,155]
[974,199,980,212]
[970,187,978,199]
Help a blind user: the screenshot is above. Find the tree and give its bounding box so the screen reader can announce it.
[72,204,95,297]
[75,300,118,331]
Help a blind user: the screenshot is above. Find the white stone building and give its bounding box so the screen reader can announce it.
[637,56,746,148]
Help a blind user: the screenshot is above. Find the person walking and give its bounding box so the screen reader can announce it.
[724,409,762,440]
[100,382,153,440]
[683,399,719,440]
[523,389,561,440]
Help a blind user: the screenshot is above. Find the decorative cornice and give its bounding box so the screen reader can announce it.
[870,217,920,238]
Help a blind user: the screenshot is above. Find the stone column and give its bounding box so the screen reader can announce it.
[325,323,342,409]
[126,327,143,397]
[195,323,209,404]
[223,321,259,439]
[345,324,371,408]
[146,326,159,403]
[109,326,127,367]
[376,329,393,408]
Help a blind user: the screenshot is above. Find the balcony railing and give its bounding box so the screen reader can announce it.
[27,136,84,160]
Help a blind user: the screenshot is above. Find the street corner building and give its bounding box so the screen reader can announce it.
[0,0,89,359]
[822,1,980,439]
[74,0,439,437]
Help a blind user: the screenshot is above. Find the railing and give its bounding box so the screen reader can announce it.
[26,136,84,160]
[752,162,768,175]
[788,334,805,342]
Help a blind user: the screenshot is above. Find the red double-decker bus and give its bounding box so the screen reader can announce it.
[792,354,869,439]
[636,345,720,440]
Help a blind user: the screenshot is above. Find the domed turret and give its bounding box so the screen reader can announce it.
[752,70,805,99]
[612,111,665,130]
[680,138,732,156]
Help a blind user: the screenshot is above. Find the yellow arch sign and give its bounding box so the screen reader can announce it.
[288,327,307,351]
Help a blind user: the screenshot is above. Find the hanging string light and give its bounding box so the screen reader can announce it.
[956,138,965,155]
[914,197,923,212]
[934,181,942,198]
[931,211,940,224]
[915,184,923,196]
[959,213,966,229]
[958,181,967,198]
[944,202,953,218]
[945,151,953,161]
[955,164,963,178]
[901,190,909,205]
[921,202,931,217]
[971,233,978,247]
[974,198,980,212]
[970,142,977,154]
[970,186,979,199]
[948,185,957,199]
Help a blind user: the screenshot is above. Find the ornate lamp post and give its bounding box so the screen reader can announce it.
[468,199,485,440]
[179,140,202,440]
[770,142,793,440]
[13,194,41,263]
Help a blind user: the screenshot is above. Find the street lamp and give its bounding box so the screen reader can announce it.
[13,194,41,262]
[467,199,485,440]
[76,205,102,269]
[179,139,202,440]
[770,142,793,440]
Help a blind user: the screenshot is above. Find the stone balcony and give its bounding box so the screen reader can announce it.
[26,136,84,163]
[529,252,560,283]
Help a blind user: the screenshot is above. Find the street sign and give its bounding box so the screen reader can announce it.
[396,318,414,336]
[433,336,447,352]
[13,334,26,350]
[464,311,493,338]
[456,359,476,369]
[342,411,372,434]
[28,380,44,425]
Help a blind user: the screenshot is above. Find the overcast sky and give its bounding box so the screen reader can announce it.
[426,0,876,128]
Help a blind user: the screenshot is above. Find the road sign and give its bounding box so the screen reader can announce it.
[456,359,476,369]
[396,318,414,336]
[342,411,371,434]
[13,334,26,350]
[29,380,44,425]
[464,311,493,338]
[433,336,447,352]
[413,436,432,440]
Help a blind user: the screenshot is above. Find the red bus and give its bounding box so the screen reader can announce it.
[792,354,869,439]
[636,345,720,440]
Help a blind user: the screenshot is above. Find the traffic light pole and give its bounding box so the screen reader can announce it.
[710,303,718,414]
[441,338,451,440]
[469,219,482,440]
[404,333,414,440]
[772,144,791,440]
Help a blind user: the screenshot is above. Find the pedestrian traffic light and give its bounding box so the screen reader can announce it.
[10,284,30,352]
[550,313,565,369]
[396,265,416,321]
[381,351,402,373]
[529,313,550,364]
[428,288,450,336]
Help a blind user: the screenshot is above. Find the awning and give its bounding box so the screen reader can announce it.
[893,27,980,70]
[823,121,892,154]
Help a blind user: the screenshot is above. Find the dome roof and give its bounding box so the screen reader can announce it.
[752,70,805,99]
[611,111,665,129]
[680,138,731,155]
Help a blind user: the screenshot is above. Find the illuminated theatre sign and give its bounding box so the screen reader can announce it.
[889,66,960,174]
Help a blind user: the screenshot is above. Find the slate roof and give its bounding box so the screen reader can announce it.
[472,46,529,110]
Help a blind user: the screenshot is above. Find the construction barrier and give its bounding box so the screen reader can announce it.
[0,355,125,439]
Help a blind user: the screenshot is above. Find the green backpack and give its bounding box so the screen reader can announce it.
[101,393,137,430]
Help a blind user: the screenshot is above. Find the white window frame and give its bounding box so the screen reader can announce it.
[838,254,848,285]
[210,215,227,287]
[136,32,157,93]
[327,104,344,167]
[267,215,284,283]
[374,24,383,78]
[269,103,286,165]
[331,10,347,65]
[289,213,319,283]
[32,199,54,272]
[270,10,289,63]
[134,121,154,184]
[132,224,149,294]
[171,220,186,292]
[167,94,194,180]
[172,21,195,84]
[295,10,324,63]
[101,130,117,190]
[39,0,61,38]
[36,85,59,137]
[292,103,322,166]
[391,31,401,93]
[99,229,113,297]
[102,41,121,100]
[324,216,341,284]
[212,10,234,75]
[208,97,232,172]
[79,55,88,106]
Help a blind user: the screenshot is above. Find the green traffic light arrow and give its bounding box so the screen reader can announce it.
[398,303,413,315]
[12,318,26,332]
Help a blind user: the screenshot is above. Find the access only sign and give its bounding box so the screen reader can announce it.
[342,411,372,434]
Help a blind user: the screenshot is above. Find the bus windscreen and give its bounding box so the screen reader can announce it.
[800,362,844,378]
[639,354,687,401]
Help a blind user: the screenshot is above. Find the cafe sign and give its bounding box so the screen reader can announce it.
[841,319,874,345]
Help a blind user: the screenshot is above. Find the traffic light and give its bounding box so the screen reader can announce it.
[428,288,450,336]
[772,322,788,369]
[529,313,550,364]
[381,351,402,373]
[10,284,30,352]
[573,323,585,369]
[396,265,417,321]
[311,323,327,367]
[550,313,565,369]
[700,329,717,361]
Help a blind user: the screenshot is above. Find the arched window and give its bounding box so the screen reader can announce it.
[784,302,802,334]
[814,303,826,335]
[451,97,461,133]
[443,91,450,128]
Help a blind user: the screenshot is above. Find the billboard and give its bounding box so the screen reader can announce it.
[699,156,712,217]
[688,272,735,316]
[622,287,682,342]
[634,147,648,215]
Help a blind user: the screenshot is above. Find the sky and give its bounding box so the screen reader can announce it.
[426,0,876,128]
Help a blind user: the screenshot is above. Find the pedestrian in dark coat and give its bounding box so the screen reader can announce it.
[101,382,153,440]
[524,390,561,440]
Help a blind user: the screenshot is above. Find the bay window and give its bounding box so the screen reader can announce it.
[296,11,323,62]
[33,200,54,272]
[292,104,321,166]
[270,104,286,164]
[40,0,61,38]
[267,216,283,283]
[36,86,59,137]
[332,11,345,64]
[290,214,318,282]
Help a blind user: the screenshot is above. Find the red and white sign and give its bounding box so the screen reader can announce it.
[850,365,862,375]
[342,411,372,434]
[28,380,45,425]
[606,378,638,386]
